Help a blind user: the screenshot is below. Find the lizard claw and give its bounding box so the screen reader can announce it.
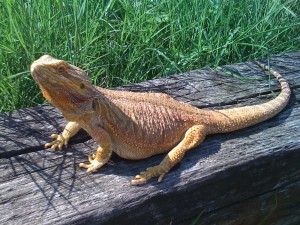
[45,133,69,150]
[79,157,104,174]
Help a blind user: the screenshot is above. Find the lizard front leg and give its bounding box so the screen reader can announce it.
[79,127,112,174]
[45,121,81,150]
[131,125,207,185]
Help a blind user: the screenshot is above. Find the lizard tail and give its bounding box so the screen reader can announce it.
[211,62,291,133]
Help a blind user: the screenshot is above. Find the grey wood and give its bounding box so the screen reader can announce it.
[0,52,299,225]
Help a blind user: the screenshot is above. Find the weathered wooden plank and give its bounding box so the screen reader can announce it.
[197,180,300,225]
[0,52,300,224]
[0,95,299,224]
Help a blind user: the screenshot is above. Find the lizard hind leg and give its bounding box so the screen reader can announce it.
[131,125,207,185]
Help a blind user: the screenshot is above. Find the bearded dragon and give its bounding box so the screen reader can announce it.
[30,55,291,185]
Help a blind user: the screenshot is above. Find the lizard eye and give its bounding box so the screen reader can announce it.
[80,83,85,89]
[57,66,65,73]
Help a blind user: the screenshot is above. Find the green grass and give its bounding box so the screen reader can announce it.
[0,0,299,112]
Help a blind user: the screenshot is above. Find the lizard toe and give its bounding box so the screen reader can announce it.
[158,173,166,182]
[45,133,68,151]
[79,158,104,174]
[131,175,147,185]
[131,165,169,185]
[79,162,90,169]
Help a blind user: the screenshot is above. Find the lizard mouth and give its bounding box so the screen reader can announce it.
[30,65,44,84]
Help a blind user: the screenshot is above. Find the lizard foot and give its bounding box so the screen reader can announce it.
[45,133,69,150]
[131,165,168,185]
[79,155,104,174]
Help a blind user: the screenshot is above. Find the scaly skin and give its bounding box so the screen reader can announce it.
[30,55,291,185]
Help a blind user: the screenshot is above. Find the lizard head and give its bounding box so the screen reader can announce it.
[30,55,98,115]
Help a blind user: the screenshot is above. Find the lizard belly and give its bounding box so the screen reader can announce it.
[101,100,197,160]
[106,116,194,160]
[77,114,187,160]
[109,132,183,160]
[78,98,198,160]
